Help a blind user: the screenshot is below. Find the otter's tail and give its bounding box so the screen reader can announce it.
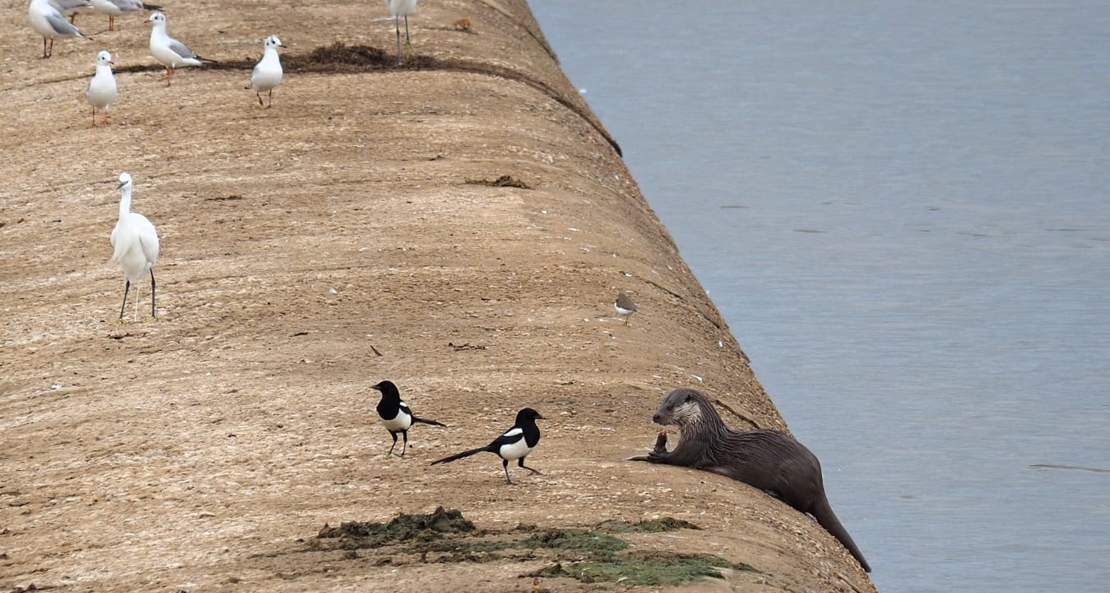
[810,496,871,573]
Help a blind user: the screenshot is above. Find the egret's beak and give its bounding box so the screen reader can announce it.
[116,181,127,189]
[108,60,115,65]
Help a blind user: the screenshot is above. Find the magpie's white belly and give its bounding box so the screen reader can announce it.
[498,438,532,461]
[382,413,412,432]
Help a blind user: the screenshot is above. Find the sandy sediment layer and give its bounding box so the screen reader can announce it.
[0,1,876,591]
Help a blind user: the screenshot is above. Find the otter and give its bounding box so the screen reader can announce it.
[628,388,871,573]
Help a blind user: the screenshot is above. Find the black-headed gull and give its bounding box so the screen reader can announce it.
[110,173,160,321]
[29,0,92,58]
[50,0,89,24]
[251,35,285,108]
[148,11,215,86]
[91,0,161,31]
[86,50,118,127]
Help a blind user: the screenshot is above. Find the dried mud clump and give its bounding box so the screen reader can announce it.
[317,507,474,548]
[464,175,532,189]
[452,18,473,33]
[285,43,437,73]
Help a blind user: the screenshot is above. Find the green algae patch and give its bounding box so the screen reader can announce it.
[594,518,702,533]
[521,528,628,556]
[529,552,759,587]
[308,511,754,587]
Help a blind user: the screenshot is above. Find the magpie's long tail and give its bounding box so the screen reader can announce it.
[413,416,447,428]
[431,446,491,465]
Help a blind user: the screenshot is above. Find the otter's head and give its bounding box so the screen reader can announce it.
[652,388,709,427]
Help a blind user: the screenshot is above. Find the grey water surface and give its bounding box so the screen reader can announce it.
[530,2,1110,592]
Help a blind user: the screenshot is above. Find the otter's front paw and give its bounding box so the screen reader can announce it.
[652,430,668,454]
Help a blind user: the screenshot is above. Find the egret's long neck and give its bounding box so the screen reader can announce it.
[118,186,132,220]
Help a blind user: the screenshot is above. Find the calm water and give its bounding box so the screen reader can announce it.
[531,2,1110,591]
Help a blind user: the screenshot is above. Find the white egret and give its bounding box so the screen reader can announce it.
[148,11,216,86]
[250,35,285,108]
[28,0,92,59]
[85,50,118,127]
[109,173,159,321]
[387,0,417,65]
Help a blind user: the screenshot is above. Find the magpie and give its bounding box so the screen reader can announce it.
[371,380,446,457]
[430,408,544,484]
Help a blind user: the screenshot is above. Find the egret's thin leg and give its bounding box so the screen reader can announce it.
[402,15,415,60]
[118,280,131,319]
[150,269,157,318]
[133,284,142,322]
[395,15,402,65]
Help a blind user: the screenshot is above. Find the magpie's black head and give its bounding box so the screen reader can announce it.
[370,380,399,398]
[515,408,544,424]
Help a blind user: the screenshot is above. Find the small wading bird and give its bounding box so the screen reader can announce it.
[250,35,285,108]
[431,408,543,484]
[148,11,216,86]
[28,0,92,59]
[614,292,637,325]
[90,0,162,31]
[387,0,417,65]
[86,50,118,127]
[371,380,446,457]
[110,173,159,321]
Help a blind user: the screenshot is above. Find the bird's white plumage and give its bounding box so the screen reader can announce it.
[251,35,284,94]
[90,0,147,16]
[49,0,90,17]
[498,434,532,462]
[381,402,413,432]
[387,0,417,17]
[86,50,118,112]
[149,12,205,69]
[110,173,159,284]
[29,0,88,40]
